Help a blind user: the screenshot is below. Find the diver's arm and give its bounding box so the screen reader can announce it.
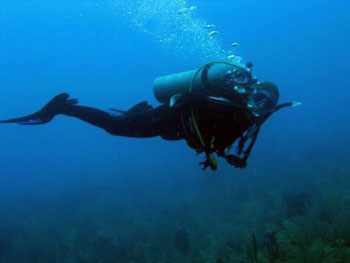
[255,101,300,127]
[276,102,299,111]
[225,101,298,168]
[240,128,260,164]
[217,127,260,169]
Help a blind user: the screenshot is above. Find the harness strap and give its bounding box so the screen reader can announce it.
[187,61,251,171]
[188,63,219,170]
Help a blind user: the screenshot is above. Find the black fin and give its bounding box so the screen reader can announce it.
[0,93,74,125]
[0,115,45,125]
[18,118,46,125]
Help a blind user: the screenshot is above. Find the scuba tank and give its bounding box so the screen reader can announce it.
[154,61,280,117]
[153,62,256,171]
[153,63,254,104]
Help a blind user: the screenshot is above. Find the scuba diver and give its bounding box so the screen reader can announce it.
[0,62,298,171]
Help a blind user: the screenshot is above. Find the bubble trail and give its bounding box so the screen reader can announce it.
[110,0,242,63]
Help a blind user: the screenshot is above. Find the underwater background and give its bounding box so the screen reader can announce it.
[0,0,350,262]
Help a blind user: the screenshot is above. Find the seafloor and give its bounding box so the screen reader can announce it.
[1,168,349,263]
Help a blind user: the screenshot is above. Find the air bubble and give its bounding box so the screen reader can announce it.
[110,0,240,62]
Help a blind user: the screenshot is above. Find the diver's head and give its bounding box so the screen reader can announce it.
[250,81,279,116]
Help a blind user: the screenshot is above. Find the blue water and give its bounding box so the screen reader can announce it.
[0,0,349,262]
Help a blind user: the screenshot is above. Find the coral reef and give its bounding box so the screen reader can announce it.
[1,172,350,263]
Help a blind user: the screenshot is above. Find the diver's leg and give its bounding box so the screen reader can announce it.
[61,103,173,138]
[0,93,178,138]
[61,104,120,132]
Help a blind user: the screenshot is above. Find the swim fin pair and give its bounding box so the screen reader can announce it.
[0,93,78,125]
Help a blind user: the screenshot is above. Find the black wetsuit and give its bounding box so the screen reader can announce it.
[0,93,293,170]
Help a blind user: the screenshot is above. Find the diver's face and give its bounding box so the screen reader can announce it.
[250,88,278,116]
[253,90,276,111]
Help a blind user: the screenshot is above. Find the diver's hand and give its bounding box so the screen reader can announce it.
[226,154,247,168]
[199,154,218,171]
[199,159,211,171]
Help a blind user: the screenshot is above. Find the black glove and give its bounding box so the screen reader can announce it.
[225,154,247,168]
[199,156,217,171]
